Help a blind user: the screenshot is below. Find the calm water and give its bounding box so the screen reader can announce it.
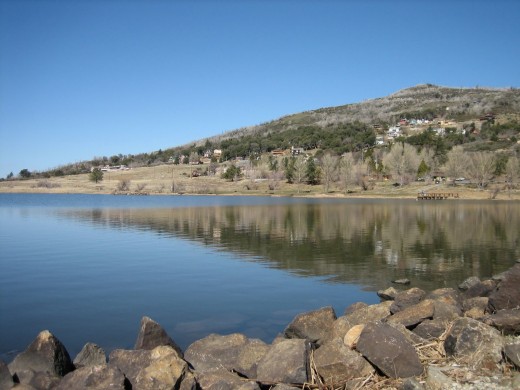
[1,193,519,362]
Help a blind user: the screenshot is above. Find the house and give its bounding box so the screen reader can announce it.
[213,149,222,158]
[375,136,385,145]
[291,146,304,156]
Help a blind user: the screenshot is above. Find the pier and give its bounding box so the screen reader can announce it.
[417,192,460,200]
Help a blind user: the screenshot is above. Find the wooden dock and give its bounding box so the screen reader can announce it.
[417,192,459,200]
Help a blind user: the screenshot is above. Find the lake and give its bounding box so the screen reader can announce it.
[1,193,519,362]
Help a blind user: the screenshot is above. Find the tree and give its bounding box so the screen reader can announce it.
[306,157,320,185]
[444,146,471,185]
[468,152,495,189]
[6,172,13,180]
[19,169,31,178]
[221,164,241,181]
[293,156,307,192]
[339,153,354,194]
[283,157,295,183]
[382,143,420,186]
[320,153,338,192]
[505,156,519,197]
[89,168,104,183]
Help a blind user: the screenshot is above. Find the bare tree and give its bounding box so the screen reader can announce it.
[444,146,471,185]
[293,156,307,193]
[339,153,354,194]
[505,156,519,197]
[321,153,338,193]
[468,152,495,189]
[382,143,420,186]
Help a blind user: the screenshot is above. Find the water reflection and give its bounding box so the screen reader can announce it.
[59,200,520,291]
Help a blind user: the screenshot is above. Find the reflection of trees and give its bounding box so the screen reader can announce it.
[62,201,520,291]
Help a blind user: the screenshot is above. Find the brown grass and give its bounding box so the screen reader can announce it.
[1,163,519,200]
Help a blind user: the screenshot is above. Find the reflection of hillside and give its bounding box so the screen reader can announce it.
[61,201,520,291]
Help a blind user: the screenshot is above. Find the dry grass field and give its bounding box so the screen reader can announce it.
[1,163,519,201]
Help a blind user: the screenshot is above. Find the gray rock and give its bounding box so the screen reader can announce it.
[432,299,461,321]
[184,333,268,378]
[401,377,425,390]
[463,279,496,299]
[109,345,190,390]
[345,301,392,325]
[458,276,481,291]
[73,343,107,368]
[392,278,411,285]
[356,321,423,378]
[256,338,310,385]
[387,322,426,346]
[8,330,73,378]
[413,319,447,340]
[344,301,368,315]
[444,317,503,369]
[134,316,183,357]
[325,316,354,343]
[283,306,336,344]
[426,288,460,305]
[483,309,520,335]
[488,264,520,312]
[387,299,434,328]
[195,368,259,390]
[390,288,426,314]
[313,338,374,383]
[271,385,300,390]
[377,286,399,301]
[0,359,14,389]
[10,369,61,389]
[504,343,520,368]
[425,365,455,390]
[55,365,127,390]
[462,296,489,313]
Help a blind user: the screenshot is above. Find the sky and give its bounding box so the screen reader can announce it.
[1,0,519,177]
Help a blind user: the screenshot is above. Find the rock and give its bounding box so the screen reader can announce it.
[392,278,410,285]
[55,365,127,390]
[464,307,486,320]
[488,263,520,312]
[11,369,61,389]
[413,319,447,340]
[504,343,520,368]
[401,377,425,390]
[344,301,368,315]
[458,276,481,291]
[109,345,190,390]
[463,279,496,299]
[195,368,259,390]
[0,359,14,389]
[425,365,455,390]
[283,306,336,344]
[390,288,426,314]
[426,288,460,305]
[134,316,183,357]
[387,322,426,346]
[313,338,374,383]
[185,333,268,378]
[356,321,423,378]
[387,299,434,328]
[271,385,300,390]
[256,338,310,385]
[8,330,74,378]
[73,343,107,368]
[483,309,520,335]
[444,317,503,370]
[343,324,364,349]
[345,301,392,325]
[377,286,399,301]
[463,296,489,313]
[326,316,354,342]
[431,299,461,321]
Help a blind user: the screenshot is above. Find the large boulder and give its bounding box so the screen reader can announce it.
[344,302,368,315]
[387,299,434,328]
[134,316,183,358]
[377,287,399,301]
[483,309,520,335]
[463,279,496,299]
[0,359,14,389]
[8,330,73,378]
[283,306,336,344]
[55,365,127,390]
[108,345,190,390]
[11,369,61,389]
[345,301,392,325]
[313,338,374,383]
[73,343,107,368]
[256,339,310,385]
[413,319,447,340]
[504,343,520,368]
[356,321,423,378]
[184,333,269,378]
[444,317,503,370]
[390,288,426,314]
[488,264,520,312]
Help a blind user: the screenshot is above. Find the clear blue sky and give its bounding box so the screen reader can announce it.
[1,0,519,177]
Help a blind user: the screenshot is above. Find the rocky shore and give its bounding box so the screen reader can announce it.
[2,264,519,390]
